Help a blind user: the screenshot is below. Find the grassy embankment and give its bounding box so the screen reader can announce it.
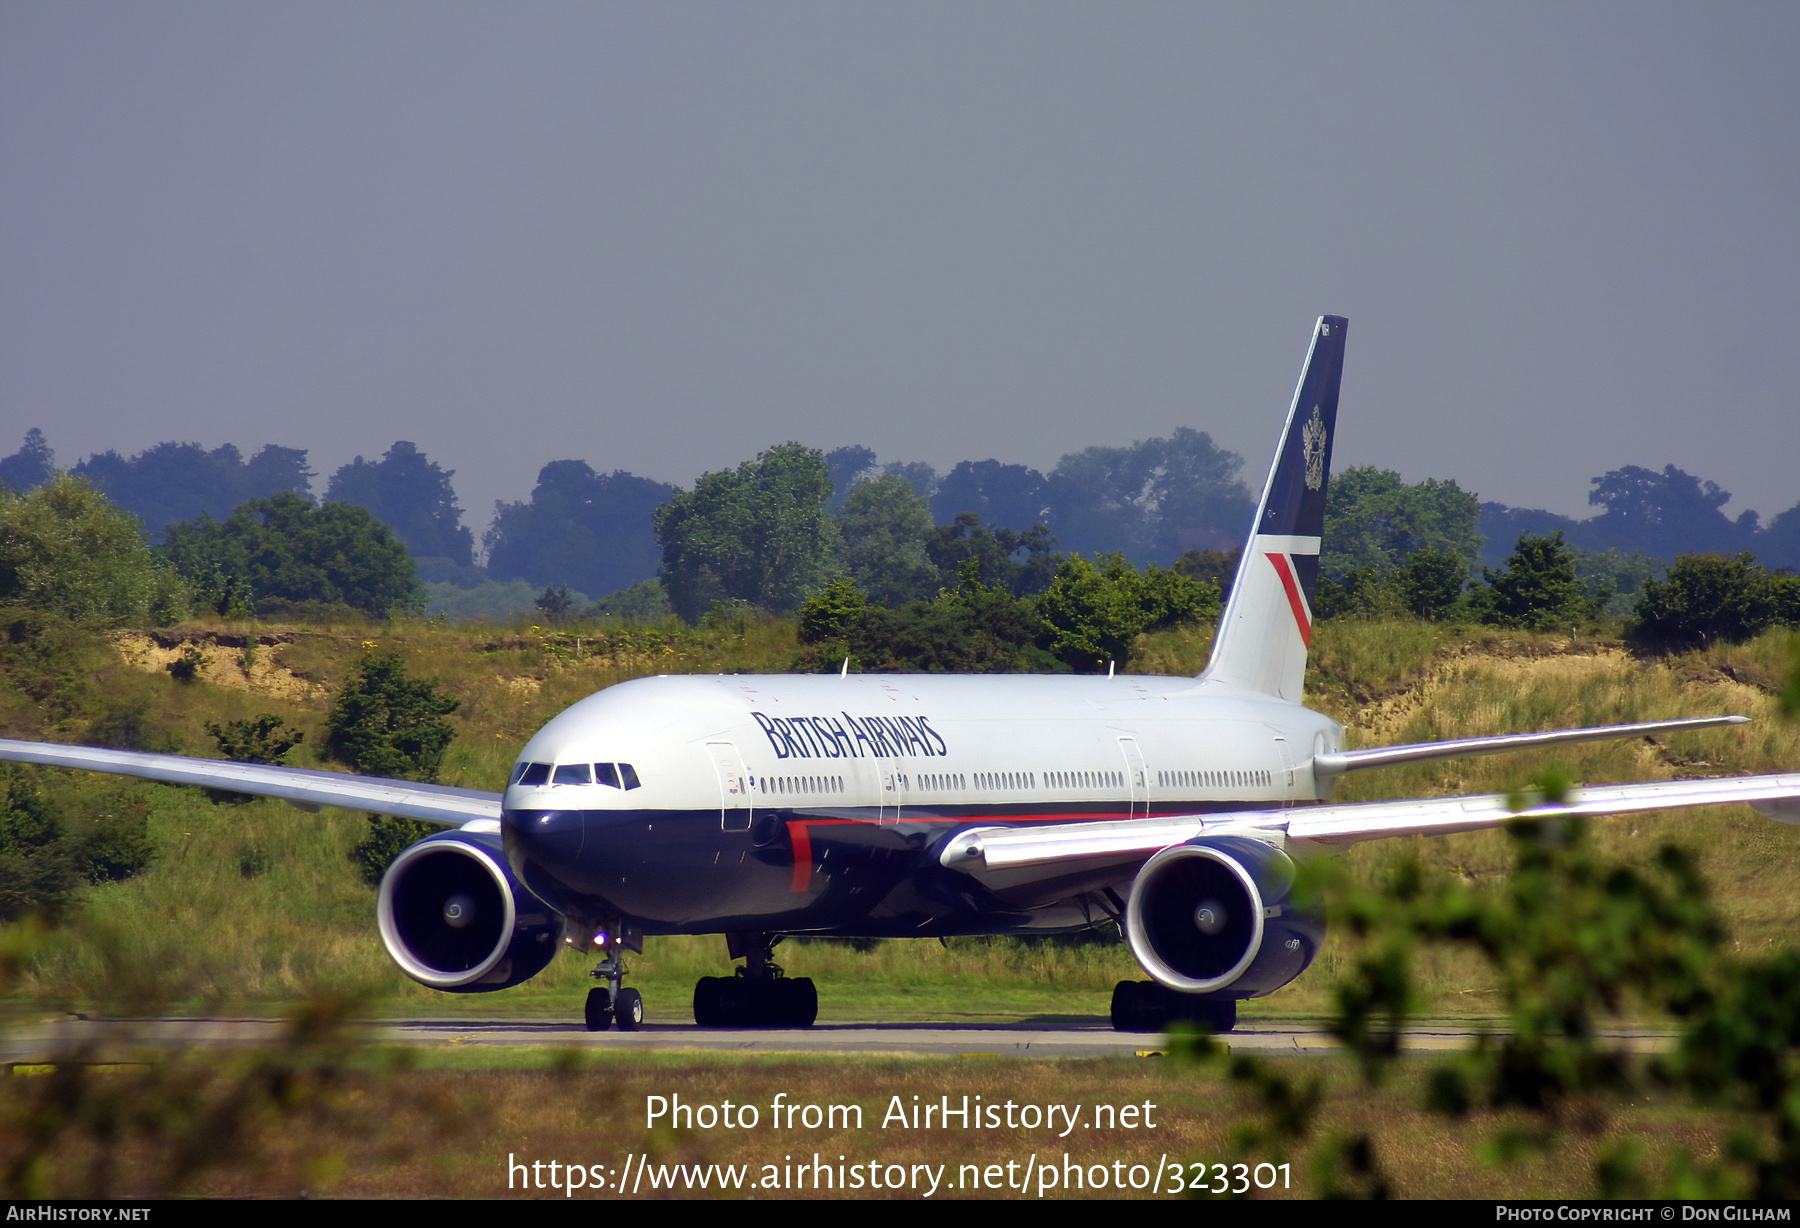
[3,611,1796,1026]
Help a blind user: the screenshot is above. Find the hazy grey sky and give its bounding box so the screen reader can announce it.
[4,2,1796,542]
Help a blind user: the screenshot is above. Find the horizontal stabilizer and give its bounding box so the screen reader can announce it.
[0,739,499,827]
[1311,715,1750,776]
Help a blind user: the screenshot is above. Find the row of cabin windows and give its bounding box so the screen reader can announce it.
[759,775,845,795]
[1045,770,1122,790]
[512,761,643,790]
[1157,768,1272,789]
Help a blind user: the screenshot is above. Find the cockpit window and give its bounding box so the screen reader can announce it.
[594,762,621,789]
[553,763,592,785]
[513,762,551,787]
[620,763,642,790]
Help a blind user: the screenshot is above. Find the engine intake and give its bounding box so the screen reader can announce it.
[376,833,564,992]
[1124,836,1322,997]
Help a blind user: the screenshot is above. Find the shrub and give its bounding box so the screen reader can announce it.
[325,652,459,782]
[349,816,438,886]
[206,714,305,766]
[1037,554,1219,672]
[1482,532,1584,630]
[1633,552,1791,647]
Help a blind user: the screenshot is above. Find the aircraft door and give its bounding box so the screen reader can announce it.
[1117,737,1148,819]
[706,742,753,832]
[878,760,901,824]
[1273,735,1295,807]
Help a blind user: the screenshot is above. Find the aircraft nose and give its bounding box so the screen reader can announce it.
[503,809,584,891]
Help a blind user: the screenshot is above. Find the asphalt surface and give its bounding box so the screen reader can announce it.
[0,1015,1680,1064]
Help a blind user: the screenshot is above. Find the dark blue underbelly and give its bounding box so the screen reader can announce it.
[502,799,1273,938]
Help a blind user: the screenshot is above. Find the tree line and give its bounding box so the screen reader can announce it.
[2,428,1798,652]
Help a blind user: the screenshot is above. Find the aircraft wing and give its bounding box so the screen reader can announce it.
[0,739,501,828]
[1309,715,1749,776]
[937,771,1800,883]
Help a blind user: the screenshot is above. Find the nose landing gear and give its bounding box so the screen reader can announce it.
[581,918,645,1032]
[692,931,818,1028]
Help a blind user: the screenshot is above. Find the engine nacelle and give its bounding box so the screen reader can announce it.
[1123,836,1323,997]
[376,832,564,992]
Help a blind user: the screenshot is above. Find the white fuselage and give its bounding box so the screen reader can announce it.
[504,671,1344,826]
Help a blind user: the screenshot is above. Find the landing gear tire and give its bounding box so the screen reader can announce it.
[778,977,818,1028]
[1110,980,1237,1034]
[693,976,724,1027]
[692,974,818,1027]
[615,987,645,1031]
[585,987,614,1032]
[1111,980,1154,1032]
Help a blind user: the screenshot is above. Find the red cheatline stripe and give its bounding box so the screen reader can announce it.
[787,821,812,892]
[785,818,857,892]
[1264,553,1312,648]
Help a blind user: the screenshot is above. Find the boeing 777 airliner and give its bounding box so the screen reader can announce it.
[4,316,1796,1033]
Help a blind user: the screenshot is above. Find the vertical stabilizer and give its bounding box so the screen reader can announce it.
[1200,315,1346,700]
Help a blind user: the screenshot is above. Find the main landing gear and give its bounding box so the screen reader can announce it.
[1110,980,1237,1034]
[583,919,645,1032]
[692,931,818,1028]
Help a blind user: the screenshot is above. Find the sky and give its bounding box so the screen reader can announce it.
[3,2,1797,547]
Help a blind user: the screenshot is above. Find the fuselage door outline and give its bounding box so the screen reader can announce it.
[1118,736,1148,819]
[706,742,752,832]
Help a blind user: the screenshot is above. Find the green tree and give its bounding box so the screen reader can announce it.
[74,441,313,537]
[1633,553,1790,647]
[0,769,153,921]
[485,462,677,599]
[1587,463,1754,560]
[797,577,866,647]
[0,768,80,921]
[0,476,188,625]
[824,445,879,510]
[324,651,460,782]
[1174,546,1241,606]
[534,584,576,624]
[1324,466,1483,580]
[848,567,1057,673]
[162,492,421,620]
[1572,546,1661,618]
[0,429,55,493]
[838,474,936,605]
[1044,429,1252,564]
[1392,547,1468,619]
[325,441,474,566]
[588,579,673,624]
[1315,564,1403,622]
[1037,554,1221,672]
[1481,532,1584,630]
[924,513,1061,597]
[655,443,842,623]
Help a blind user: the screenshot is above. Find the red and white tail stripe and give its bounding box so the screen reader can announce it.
[1257,534,1320,649]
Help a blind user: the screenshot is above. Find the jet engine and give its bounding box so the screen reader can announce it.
[1123,836,1323,997]
[376,832,564,992]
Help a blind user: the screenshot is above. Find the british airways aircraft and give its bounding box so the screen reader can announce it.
[4,316,1797,1033]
